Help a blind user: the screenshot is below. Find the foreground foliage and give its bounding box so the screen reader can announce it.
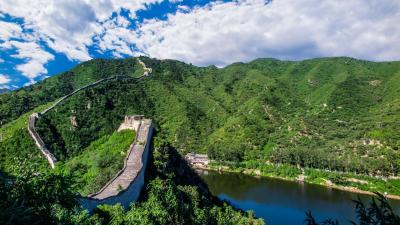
[0,137,264,225]
[305,193,400,225]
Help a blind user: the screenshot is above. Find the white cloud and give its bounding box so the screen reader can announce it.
[1,41,54,79]
[0,0,164,62]
[0,21,23,41]
[177,5,190,12]
[0,0,163,80]
[0,58,4,63]
[1,0,400,84]
[23,79,37,87]
[127,0,400,66]
[0,74,11,84]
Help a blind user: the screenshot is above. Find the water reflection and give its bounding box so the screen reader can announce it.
[199,170,400,225]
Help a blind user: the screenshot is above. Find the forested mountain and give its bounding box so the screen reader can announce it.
[1,56,400,176]
[1,56,400,224]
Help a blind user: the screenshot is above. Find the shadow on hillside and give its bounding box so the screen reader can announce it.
[138,130,221,202]
[137,130,251,211]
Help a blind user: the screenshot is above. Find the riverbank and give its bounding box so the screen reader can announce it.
[193,162,400,200]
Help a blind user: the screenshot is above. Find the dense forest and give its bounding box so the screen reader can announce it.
[1,56,400,176]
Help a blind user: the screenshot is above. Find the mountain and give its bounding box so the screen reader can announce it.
[0,88,9,94]
[0,55,400,171]
[1,56,400,224]
[1,57,400,174]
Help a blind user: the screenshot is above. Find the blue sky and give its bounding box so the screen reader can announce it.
[0,0,399,89]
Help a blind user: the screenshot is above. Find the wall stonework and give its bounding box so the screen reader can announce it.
[27,113,57,168]
[80,116,153,213]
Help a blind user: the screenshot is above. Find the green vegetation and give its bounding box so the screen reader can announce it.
[59,130,135,195]
[1,56,400,223]
[0,104,53,174]
[0,58,142,125]
[28,57,400,175]
[1,56,400,195]
[0,137,264,225]
[306,193,400,225]
[208,161,400,195]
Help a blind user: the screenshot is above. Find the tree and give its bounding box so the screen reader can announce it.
[0,159,93,225]
[305,193,400,225]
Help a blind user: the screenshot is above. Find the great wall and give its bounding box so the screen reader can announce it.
[27,58,153,212]
[81,115,153,212]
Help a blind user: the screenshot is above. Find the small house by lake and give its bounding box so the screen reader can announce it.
[185,153,209,167]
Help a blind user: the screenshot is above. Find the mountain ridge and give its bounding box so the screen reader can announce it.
[1,55,400,193]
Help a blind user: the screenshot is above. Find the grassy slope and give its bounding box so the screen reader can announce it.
[59,130,135,195]
[0,103,53,173]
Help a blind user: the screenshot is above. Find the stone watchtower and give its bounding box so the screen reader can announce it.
[117,115,145,132]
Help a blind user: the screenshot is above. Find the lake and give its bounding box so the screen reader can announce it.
[198,170,400,225]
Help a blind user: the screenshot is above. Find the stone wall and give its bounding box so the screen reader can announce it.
[27,113,57,168]
[25,59,154,212]
[80,117,153,213]
[28,58,152,169]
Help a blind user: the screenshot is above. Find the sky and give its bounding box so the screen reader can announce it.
[0,0,399,89]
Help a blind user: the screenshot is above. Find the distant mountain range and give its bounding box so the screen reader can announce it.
[0,88,9,94]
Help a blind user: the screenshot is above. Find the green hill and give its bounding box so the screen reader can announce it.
[1,56,400,176]
[1,56,400,224]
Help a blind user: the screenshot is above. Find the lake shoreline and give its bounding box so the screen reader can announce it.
[193,165,400,200]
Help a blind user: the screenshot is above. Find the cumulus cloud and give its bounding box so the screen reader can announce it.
[127,0,400,66]
[0,21,23,41]
[0,0,100,61]
[1,41,54,79]
[0,74,11,84]
[0,0,164,80]
[1,0,400,84]
[0,0,165,62]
